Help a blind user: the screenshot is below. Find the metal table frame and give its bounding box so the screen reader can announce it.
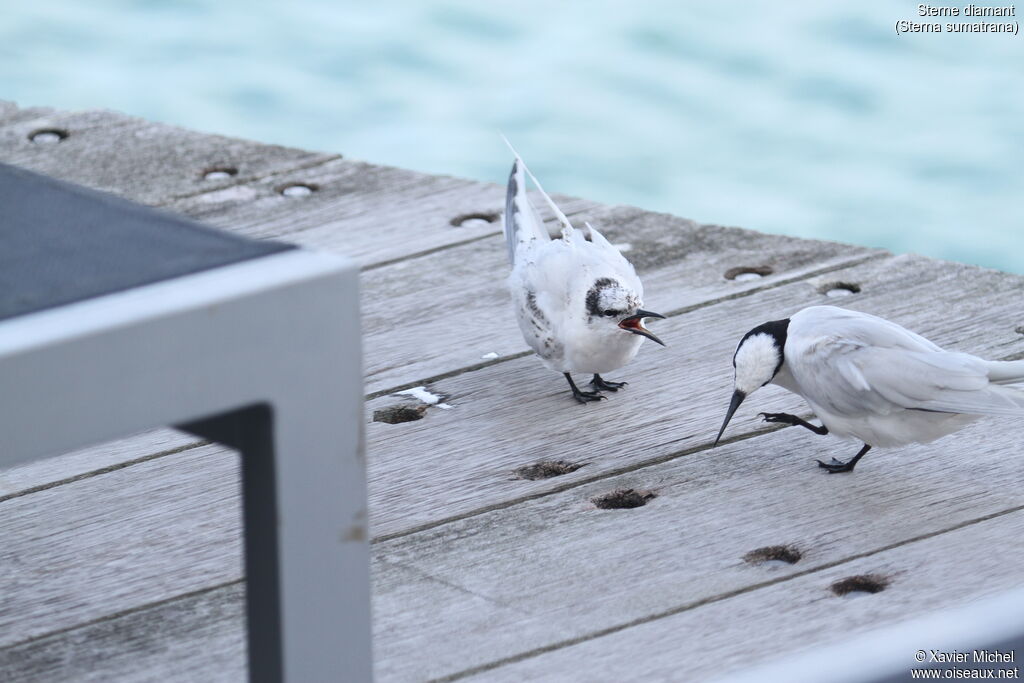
[0,249,373,682]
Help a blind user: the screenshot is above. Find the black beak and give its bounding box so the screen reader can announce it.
[714,389,746,446]
[619,309,666,346]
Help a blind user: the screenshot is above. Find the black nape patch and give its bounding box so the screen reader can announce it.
[585,277,618,317]
[734,318,790,376]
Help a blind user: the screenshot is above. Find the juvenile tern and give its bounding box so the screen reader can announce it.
[502,146,665,403]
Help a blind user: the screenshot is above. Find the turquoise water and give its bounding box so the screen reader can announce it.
[3,2,1022,272]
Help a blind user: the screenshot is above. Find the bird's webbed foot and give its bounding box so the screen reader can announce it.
[816,444,871,474]
[564,373,607,404]
[816,457,856,473]
[760,412,802,426]
[759,412,829,435]
[573,391,606,403]
[591,374,627,392]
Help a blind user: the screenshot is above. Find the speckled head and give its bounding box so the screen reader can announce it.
[585,278,637,319]
[584,277,665,346]
[714,318,790,445]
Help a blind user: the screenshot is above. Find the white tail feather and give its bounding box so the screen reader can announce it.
[499,134,574,233]
[987,359,1024,385]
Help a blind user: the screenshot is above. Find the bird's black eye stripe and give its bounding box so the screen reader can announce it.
[604,309,617,317]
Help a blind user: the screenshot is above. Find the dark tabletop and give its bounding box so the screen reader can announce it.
[0,162,294,322]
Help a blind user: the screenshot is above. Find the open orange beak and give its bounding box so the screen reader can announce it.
[618,310,666,346]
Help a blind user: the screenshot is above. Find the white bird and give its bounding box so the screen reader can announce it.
[714,305,1024,472]
[502,145,665,403]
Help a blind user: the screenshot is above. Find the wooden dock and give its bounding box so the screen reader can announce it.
[1,101,1023,682]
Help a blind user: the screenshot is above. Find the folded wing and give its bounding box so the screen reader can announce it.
[794,335,1024,417]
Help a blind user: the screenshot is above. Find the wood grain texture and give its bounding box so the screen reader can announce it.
[3,105,1024,681]
[0,582,248,683]
[0,444,243,648]
[356,206,875,394]
[1,254,1021,677]
[4,412,1021,681]
[0,428,200,500]
[0,555,527,683]
[366,416,1024,680]
[363,253,1024,539]
[168,156,601,268]
[0,177,871,502]
[0,106,333,205]
[465,509,1024,682]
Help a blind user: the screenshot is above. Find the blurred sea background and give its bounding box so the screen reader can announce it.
[2,1,1021,272]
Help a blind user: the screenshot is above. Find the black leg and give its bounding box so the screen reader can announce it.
[817,443,872,474]
[565,373,605,403]
[760,412,829,435]
[180,404,283,683]
[591,374,627,392]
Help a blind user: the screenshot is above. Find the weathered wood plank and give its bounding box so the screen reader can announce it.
[0,582,248,683]
[2,254,1021,665]
[4,417,1021,682]
[168,157,601,268]
[0,191,869,502]
[0,445,242,648]
[363,253,1024,539]
[0,429,200,501]
[0,555,522,683]
[362,415,1024,680]
[0,110,866,389]
[0,107,333,205]
[2,104,1023,683]
[0,104,596,272]
[462,509,1024,682]
[356,206,875,394]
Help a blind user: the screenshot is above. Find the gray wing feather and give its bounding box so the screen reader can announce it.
[503,157,548,265]
[986,359,1024,385]
[798,342,1024,417]
[789,307,1024,417]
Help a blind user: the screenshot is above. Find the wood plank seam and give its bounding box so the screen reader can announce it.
[0,556,524,656]
[5,447,1021,672]
[359,200,596,273]
[369,424,783,544]
[151,154,343,206]
[163,169,587,273]
[213,173,489,244]
[0,247,877,544]
[378,557,523,612]
[0,440,208,505]
[367,348,1024,545]
[4,250,1015,655]
[363,250,889,402]
[430,504,1024,682]
[658,251,886,318]
[0,251,945,525]
[361,231,510,273]
[0,577,243,653]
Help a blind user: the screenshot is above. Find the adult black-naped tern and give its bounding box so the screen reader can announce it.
[715,305,1024,472]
